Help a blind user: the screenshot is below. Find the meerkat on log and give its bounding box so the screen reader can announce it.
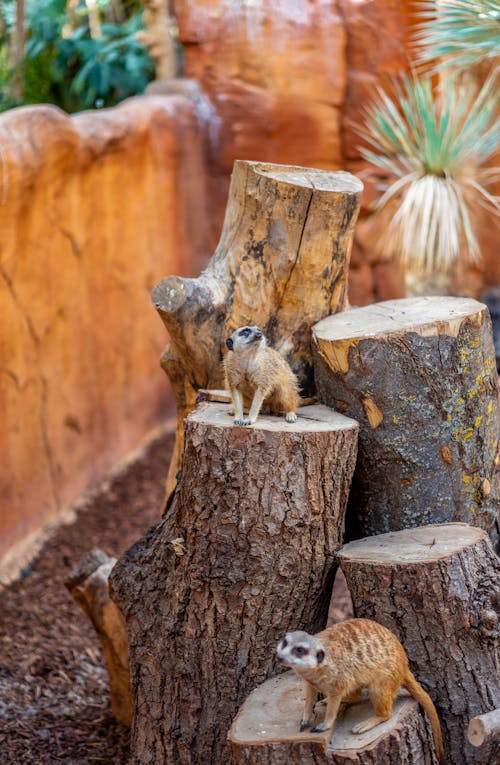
[224,325,299,426]
[276,618,444,762]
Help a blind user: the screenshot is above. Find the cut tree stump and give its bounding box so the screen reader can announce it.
[109,402,359,765]
[65,549,132,726]
[313,296,500,542]
[468,709,500,748]
[229,671,438,764]
[152,160,363,496]
[337,523,500,765]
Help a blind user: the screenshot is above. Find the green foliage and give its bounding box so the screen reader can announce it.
[415,1,500,70]
[0,0,154,113]
[358,74,499,276]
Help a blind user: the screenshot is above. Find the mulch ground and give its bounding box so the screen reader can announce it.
[0,427,352,765]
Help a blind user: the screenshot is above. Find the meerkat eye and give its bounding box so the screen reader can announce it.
[294,646,307,656]
[240,328,250,336]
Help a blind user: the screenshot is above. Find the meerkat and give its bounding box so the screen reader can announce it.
[224,325,299,426]
[276,618,444,762]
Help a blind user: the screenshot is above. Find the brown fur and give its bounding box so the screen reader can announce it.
[224,326,299,425]
[277,619,444,762]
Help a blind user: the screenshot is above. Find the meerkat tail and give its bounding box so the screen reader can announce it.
[403,672,444,763]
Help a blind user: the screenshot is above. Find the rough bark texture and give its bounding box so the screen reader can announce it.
[338,523,500,765]
[229,671,437,765]
[110,402,359,765]
[152,159,363,496]
[313,296,500,544]
[65,549,131,726]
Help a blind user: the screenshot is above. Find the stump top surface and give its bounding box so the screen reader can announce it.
[313,296,486,342]
[188,402,359,433]
[228,670,419,751]
[237,160,364,194]
[337,523,486,564]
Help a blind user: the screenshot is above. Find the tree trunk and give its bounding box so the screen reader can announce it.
[229,671,438,764]
[65,549,132,726]
[110,402,359,765]
[313,296,500,544]
[337,523,500,765]
[152,160,363,496]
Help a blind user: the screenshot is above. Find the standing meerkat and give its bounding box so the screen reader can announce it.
[224,325,299,426]
[276,618,444,762]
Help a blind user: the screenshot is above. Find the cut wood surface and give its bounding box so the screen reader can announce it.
[65,549,131,726]
[229,671,438,764]
[110,402,359,764]
[152,159,363,496]
[338,523,500,765]
[468,709,500,748]
[313,296,500,542]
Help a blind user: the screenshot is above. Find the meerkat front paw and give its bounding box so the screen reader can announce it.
[311,723,331,733]
[234,418,252,426]
[286,412,298,423]
[299,720,312,732]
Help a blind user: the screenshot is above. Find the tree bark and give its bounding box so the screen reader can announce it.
[313,296,500,544]
[229,671,438,764]
[65,549,132,726]
[468,709,500,748]
[152,160,363,496]
[337,523,500,765]
[110,402,359,765]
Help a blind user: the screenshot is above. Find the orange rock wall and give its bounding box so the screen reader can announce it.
[0,95,208,560]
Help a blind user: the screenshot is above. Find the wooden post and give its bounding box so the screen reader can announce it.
[110,403,359,764]
[152,160,363,496]
[313,296,500,543]
[229,671,439,764]
[337,524,500,765]
[65,549,132,726]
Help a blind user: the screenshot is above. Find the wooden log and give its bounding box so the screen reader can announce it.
[337,523,500,765]
[313,296,500,543]
[228,671,438,764]
[152,160,363,496]
[110,402,359,765]
[65,549,132,726]
[468,709,500,748]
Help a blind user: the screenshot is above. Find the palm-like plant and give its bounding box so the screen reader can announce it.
[357,73,499,278]
[415,1,500,69]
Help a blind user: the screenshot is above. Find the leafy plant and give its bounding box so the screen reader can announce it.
[0,0,154,113]
[357,73,499,277]
[415,1,500,70]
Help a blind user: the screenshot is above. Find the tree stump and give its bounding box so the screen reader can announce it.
[228,671,438,764]
[152,160,363,496]
[337,523,500,765]
[110,402,359,765]
[468,710,500,748]
[65,549,132,726]
[313,296,500,543]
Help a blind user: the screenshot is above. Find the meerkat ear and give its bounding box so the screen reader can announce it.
[226,338,233,350]
[316,649,325,664]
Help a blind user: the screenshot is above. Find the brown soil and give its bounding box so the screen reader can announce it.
[0,427,352,765]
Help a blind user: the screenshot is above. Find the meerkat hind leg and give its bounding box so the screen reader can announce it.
[351,685,393,734]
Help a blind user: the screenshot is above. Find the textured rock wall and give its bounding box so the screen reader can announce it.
[175,0,496,302]
[0,95,209,562]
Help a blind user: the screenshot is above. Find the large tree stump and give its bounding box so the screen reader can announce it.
[337,523,500,765]
[110,402,359,764]
[229,671,438,764]
[313,296,500,542]
[65,549,132,726]
[152,160,363,496]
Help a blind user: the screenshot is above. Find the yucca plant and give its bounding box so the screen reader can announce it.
[357,73,499,281]
[415,1,500,70]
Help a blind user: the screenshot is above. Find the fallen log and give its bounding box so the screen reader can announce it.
[313,296,500,543]
[228,671,439,764]
[152,159,363,496]
[65,549,131,726]
[338,523,500,765]
[110,402,358,764]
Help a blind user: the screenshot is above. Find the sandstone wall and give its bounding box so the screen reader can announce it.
[0,95,209,563]
[175,0,496,303]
